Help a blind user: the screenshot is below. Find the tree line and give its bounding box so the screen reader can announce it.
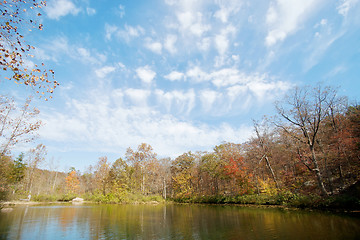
[1,85,359,204]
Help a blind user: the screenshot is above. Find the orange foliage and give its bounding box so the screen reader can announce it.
[65,170,80,194]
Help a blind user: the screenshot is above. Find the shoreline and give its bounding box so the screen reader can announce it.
[1,200,359,217]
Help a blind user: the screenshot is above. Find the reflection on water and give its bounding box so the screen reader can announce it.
[0,204,359,240]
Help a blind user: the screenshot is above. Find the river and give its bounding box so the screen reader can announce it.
[0,203,359,239]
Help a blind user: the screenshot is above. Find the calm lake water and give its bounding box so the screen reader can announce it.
[0,203,359,240]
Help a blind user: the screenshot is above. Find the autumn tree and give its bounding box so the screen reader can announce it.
[316,103,360,191]
[214,143,252,195]
[125,143,157,195]
[198,152,222,195]
[0,155,12,199]
[108,157,130,199]
[171,152,197,199]
[275,85,341,195]
[1,0,58,98]
[94,156,110,195]
[65,169,80,195]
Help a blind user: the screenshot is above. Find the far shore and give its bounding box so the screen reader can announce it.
[1,200,359,217]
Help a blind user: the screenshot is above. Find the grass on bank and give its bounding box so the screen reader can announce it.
[172,191,360,210]
[4,186,359,211]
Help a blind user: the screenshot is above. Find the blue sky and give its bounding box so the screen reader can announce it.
[2,0,360,172]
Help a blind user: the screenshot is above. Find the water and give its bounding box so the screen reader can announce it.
[0,204,359,240]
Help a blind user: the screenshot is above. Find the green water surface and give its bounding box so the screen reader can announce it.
[0,204,359,239]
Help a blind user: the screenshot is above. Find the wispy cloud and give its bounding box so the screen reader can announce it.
[214,0,243,23]
[105,24,145,42]
[265,0,324,46]
[45,0,80,20]
[39,91,253,157]
[337,0,359,16]
[164,34,178,54]
[95,66,116,79]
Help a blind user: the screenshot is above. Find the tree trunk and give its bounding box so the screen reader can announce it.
[311,147,328,196]
[339,164,344,189]
[264,155,279,189]
[52,171,58,192]
[324,157,333,194]
[163,177,166,200]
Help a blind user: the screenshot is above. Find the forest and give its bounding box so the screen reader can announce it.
[1,85,359,209]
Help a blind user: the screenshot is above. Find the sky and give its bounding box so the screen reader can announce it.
[1,0,360,172]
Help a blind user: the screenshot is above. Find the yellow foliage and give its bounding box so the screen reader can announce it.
[258,178,278,196]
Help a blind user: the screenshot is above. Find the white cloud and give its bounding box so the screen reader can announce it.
[337,0,359,16]
[105,24,118,41]
[45,0,80,20]
[176,11,211,37]
[76,47,105,65]
[164,35,178,54]
[39,90,253,158]
[177,11,194,29]
[186,66,208,82]
[155,89,196,114]
[214,0,243,23]
[247,79,290,101]
[86,7,96,16]
[190,13,211,36]
[164,0,177,6]
[136,66,156,84]
[77,47,91,58]
[215,34,229,55]
[125,89,151,106]
[214,25,236,56]
[194,37,210,52]
[185,66,291,104]
[265,0,323,46]
[164,71,185,81]
[211,68,248,87]
[118,4,125,18]
[303,31,345,71]
[199,89,221,112]
[108,24,145,42]
[144,38,163,54]
[95,66,116,78]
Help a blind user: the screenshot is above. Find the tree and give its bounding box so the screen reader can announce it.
[94,156,110,195]
[158,157,171,199]
[0,155,12,198]
[25,143,46,193]
[275,85,340,195]
[9,152,26,185]
[252,119,279,189]
[171,152,197,199]
[125,143,157,195]
[198,152,222,195]
[108,157,130,199]
[1,0,58,98]
[0,96,42,157]
[65,169,80,194]
[214,143,252,195]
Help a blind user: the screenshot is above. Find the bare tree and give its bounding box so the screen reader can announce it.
[25,144,46,194]
[252,119,279,189]
[275,85,339,195]
[0,96,42,157]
